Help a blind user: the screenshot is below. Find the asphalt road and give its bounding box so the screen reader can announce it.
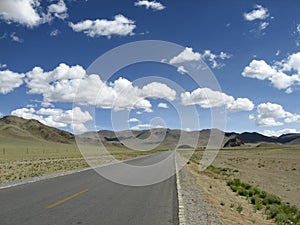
[0,151,179,225]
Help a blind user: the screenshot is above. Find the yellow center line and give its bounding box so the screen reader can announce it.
[46,189,89,209]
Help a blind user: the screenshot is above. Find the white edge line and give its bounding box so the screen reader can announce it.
[175,154,186,225]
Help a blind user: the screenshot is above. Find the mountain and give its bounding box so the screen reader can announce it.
[277,133,300,145]
[235,132,277,143]
[1,115,299,148]
[0,116,74,144]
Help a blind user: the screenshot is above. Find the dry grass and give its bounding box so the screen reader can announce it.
[0,141,163,184]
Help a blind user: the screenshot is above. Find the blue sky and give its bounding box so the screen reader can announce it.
[0,0,300,136]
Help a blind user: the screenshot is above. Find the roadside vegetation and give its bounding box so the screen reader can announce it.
[227,179,300,225]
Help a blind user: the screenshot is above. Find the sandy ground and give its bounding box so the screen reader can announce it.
[211,148,300,209]
[178,147,300,224]
[185,162,275,225]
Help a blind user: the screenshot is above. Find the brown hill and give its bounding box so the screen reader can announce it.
[0,116,74,144]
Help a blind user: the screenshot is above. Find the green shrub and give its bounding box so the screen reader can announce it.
[241,183,252,190]
[237,187,248,197]
[275,213,289,224]
[263,194,281,205]
[260,191,267,198]
[230,185,238,192]
[255,202,263,211]
[237,204,243,213]
[266,204,280,218]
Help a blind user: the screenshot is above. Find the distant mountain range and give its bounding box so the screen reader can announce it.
[1,116,300,148]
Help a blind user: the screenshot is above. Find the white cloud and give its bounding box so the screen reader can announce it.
[157,103,168,109]
[134,0,165,11]
[23,63,177,112]
[226,98,255,113]
[11,106,92,132]
[0,0,69,28]
[0,69,24,94]
[169,47,201,64]
[297,24,300,34]
[130,123,165,130]
[0,112,2,117]
[276,50,280,56]
[0,0,42,27]
[128,118,139,123]
[284,114,300,123]
[136,111,142,115]
[170,47,231,69]
[242,53,300,93]
[181,87,254,113]
[47,0,68,20]
[69,15,136,38]
[259,21,269,30]
[202,50,231,69]
[0,64,7,69]
[50,29,60,36]
[262,128,298,137]
[243,5,269,21]
[141,82,176,101]
[37,108,63,116]
[177,66,188,74]
[10,32,23,43]
[251,102,300,127]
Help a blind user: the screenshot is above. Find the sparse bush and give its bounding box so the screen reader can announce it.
[237,204,243,213]
[267,204,280,219]
[237,187,248,197]
[259,191,267,199]
[255,202,263,211]
[263,194,281,205]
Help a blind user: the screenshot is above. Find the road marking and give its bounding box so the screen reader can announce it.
[175,155,186,225]
[46,189,88,209]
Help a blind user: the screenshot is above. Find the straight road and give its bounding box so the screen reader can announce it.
[0,151,179,225]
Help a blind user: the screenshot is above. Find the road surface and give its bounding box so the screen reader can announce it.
[0,151,179,225]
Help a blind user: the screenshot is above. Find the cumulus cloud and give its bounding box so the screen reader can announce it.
[69,15,136,38]
[226,98,255,113]
[169,47,201,64]
[0,69,24,94]
[181,87,254,113]
[11,106,92,132]
[141,82,176,101]
[243,5,271,36]
[134,0,165,11]
[0,0,42,27]
[157,103,168,108]
[243,5,269,21]
[47,0,68,20]
[0,64,7,69]
[177,66,188,74]
[262,128,298,137]
[250,102,300,127]
[19,63,177,112]
[170,47,231,69]
[128,118,139,123]
[0,0,68,28]
[242,53,300,93]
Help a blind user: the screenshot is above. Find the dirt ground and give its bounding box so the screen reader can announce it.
[211,148,300,209]
[186,163,275,225]
[183,147,300,224]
